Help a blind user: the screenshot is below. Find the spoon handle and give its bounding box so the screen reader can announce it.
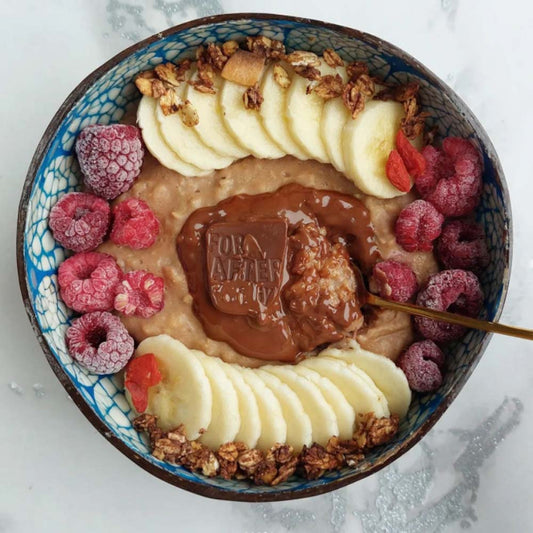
[367,293,533,341]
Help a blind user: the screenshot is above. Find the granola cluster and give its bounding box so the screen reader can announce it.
[134,412,399,485]
[134,36,426,139]
[283,222,363,350]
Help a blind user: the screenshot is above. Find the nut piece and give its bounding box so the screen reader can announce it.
[286,50,321,68]
[159,87,182,115]
[273,64,291,89]
[154,61,189,87]
[243,84,264,110]
[313,74,344,100]
[177,99,200,127]
[323,48,344,68]
[221,50,266,87]
[346,61,369,82]
[222,40,240,57]
[206,43,228,71]
[246,35,285,59]
[342,74,375,119]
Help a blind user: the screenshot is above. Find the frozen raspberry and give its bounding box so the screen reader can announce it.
[437,219,489,272]
[49,192,110,252]
[397,340,445,392]
[125,353,162,412]
[114,270,164,318]
[110,198,160,249]
[395,199,444,252]
[58,252,122,313]
[415,269,484,342]
[370,260,418,302]
[66,311,134,374]
[75,124,144,200]
[416,137,482,217]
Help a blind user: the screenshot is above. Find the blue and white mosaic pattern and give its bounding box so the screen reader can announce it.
[22,17,510,497]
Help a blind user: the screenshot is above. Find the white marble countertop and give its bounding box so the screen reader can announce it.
[2,1,532,531]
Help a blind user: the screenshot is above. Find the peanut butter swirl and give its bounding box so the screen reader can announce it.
[177,183,380,362]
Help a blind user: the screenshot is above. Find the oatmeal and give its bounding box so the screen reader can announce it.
[98,154,436,366]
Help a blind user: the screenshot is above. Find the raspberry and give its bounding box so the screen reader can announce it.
[395,199,444,252]
[49,192,110,252]
[437,219,489,272]
[75,124,144,200]
[385,150,412,192]
[58,252,122,313]
[66,311,134,374]
[416,137,482,217]
[415,269,484,342]
[125,353,162,412]
[395,129,426,179]
[370,260,418,302]
[114,270,164,318]
[110,198,160,249]
[397,340,445,393]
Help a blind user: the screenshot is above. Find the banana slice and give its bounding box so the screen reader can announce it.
[194,352,241,449]
[137,97,208,177]
[259,63,308,160]
[219,78,285,159]
[223,364,261,448]
[291,365,355,440]
[254,369,312,450]
[239,367,287,450]
[342,99,407,198]
[136,335,212,439]
[319,66,349,172]
[185,67,250,159]
[320,341,411,418]
[301,357,389,419]
[263,365,338,445]
[156,76,235,171]
[286,64,338,163]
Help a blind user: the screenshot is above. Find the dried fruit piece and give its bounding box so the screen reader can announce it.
[416,137,483,217]
[397,340,445,392]
[75,124,144,200]
[66,311,134,374]
[386,150,412,192]
[58,252,122,313]
[370,260,418,302]
[395,199,444,252]
[415,269,484,342]
[395,129,426,178]
[49,192,110,252]
[110,198,160,250]
[437,219,489,272]
[125,353,162,412]
[114,270,165,318]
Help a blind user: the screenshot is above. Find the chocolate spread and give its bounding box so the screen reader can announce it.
[177,183,380,362]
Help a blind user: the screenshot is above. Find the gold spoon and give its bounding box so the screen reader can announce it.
[354,268,533,341]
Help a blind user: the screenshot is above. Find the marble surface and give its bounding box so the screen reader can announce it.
[2,0,532,531]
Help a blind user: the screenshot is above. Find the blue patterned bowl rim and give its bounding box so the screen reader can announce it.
[16,13,512,501]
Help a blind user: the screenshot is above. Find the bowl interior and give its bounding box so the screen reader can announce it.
[19,15,510,500]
